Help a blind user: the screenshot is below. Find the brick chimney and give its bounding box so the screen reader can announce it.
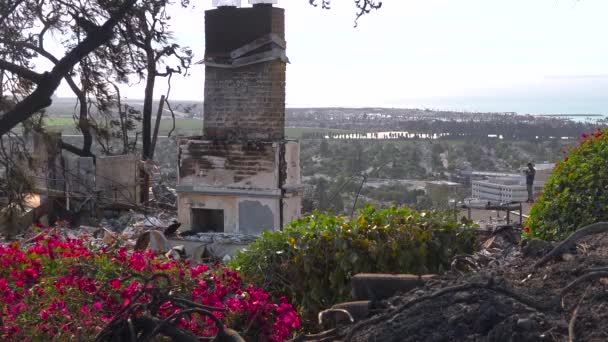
[176,2,301,235]
[203,4,286,140]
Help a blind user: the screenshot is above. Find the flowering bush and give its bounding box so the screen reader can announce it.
[526,128,608,240]
[0,229,300,341]
[231,206,476,328]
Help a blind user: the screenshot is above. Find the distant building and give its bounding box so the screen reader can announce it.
[472,163,555,202]
[426,180,463,208]
[453,169,520,185]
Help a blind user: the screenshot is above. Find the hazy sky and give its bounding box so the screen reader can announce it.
[52,0,608,113]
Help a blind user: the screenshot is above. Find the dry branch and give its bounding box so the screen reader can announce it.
[533,222,608,269]
[568,285,591,342]
[560,271,608,298]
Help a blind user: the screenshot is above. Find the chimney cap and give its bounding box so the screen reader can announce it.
[249,0,278,5]
[212,0,242,7]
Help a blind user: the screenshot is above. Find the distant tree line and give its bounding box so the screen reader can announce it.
[299,119,603,141]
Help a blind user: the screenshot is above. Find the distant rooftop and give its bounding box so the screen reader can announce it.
[426,180,462,186]
[534,163,555,170]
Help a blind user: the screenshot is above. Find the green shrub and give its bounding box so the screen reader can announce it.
[229,206,476,327]
[526,129,608,240]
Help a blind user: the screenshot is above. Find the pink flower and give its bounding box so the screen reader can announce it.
[93,301,103,311]
[39,309,49,321]
[190,264,209,278]
[109,279,121,289]
[80,305,91,316]
[128,252,146,272]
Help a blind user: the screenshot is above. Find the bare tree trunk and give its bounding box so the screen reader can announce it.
[150,95,165,160]
[139,52,156,204]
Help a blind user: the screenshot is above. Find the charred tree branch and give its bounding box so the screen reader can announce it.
[0,60,44,83]
[534,222,608,269]
[0,0,138,137]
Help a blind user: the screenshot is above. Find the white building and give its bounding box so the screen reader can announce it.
[471,164,555,203]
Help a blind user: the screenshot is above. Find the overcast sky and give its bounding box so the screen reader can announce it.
[52,0,608,113]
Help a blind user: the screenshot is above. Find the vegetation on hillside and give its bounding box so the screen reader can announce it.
[526,128,608,240]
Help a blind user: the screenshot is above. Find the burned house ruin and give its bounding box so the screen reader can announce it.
[176,1,302,234]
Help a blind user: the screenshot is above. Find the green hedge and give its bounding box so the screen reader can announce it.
[526,129,608,240]
[229,206,476,327]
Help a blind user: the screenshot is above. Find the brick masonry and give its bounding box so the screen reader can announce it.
[203,61,286,140]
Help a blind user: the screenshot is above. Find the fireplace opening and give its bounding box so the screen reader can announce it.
[191,208,224,233]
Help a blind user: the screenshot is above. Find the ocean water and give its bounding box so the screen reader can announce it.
[392,97,608,118]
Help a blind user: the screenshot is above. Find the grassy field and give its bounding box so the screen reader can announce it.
[44,117,350,139]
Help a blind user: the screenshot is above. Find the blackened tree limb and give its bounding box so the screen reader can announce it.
[560,272,608,299]
[0,0,138,137]
[1,39,95,157]
[533,222,608,269]
[0,60,44,83]
[60,141,92,157]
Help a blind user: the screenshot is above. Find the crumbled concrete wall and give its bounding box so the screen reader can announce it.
[30,131,63,192]
[95,155,139,205]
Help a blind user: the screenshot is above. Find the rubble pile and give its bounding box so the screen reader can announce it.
[181,232,258,244]
[301,224,608,342]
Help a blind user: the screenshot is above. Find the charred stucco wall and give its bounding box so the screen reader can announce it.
[177,193,280,234]
[283,141,300,188]
[178,140,279,189]
[278,140,302,227]
[238,198,279,234]
[177,139,301,233]
[203,61,286,140]
[281,193,301,227]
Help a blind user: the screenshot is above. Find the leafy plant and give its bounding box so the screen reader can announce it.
[230,206,476,327]
[0,228,300,341]
[526,128,608,240]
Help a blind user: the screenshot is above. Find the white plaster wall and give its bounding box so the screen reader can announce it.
[282,194,302,228]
